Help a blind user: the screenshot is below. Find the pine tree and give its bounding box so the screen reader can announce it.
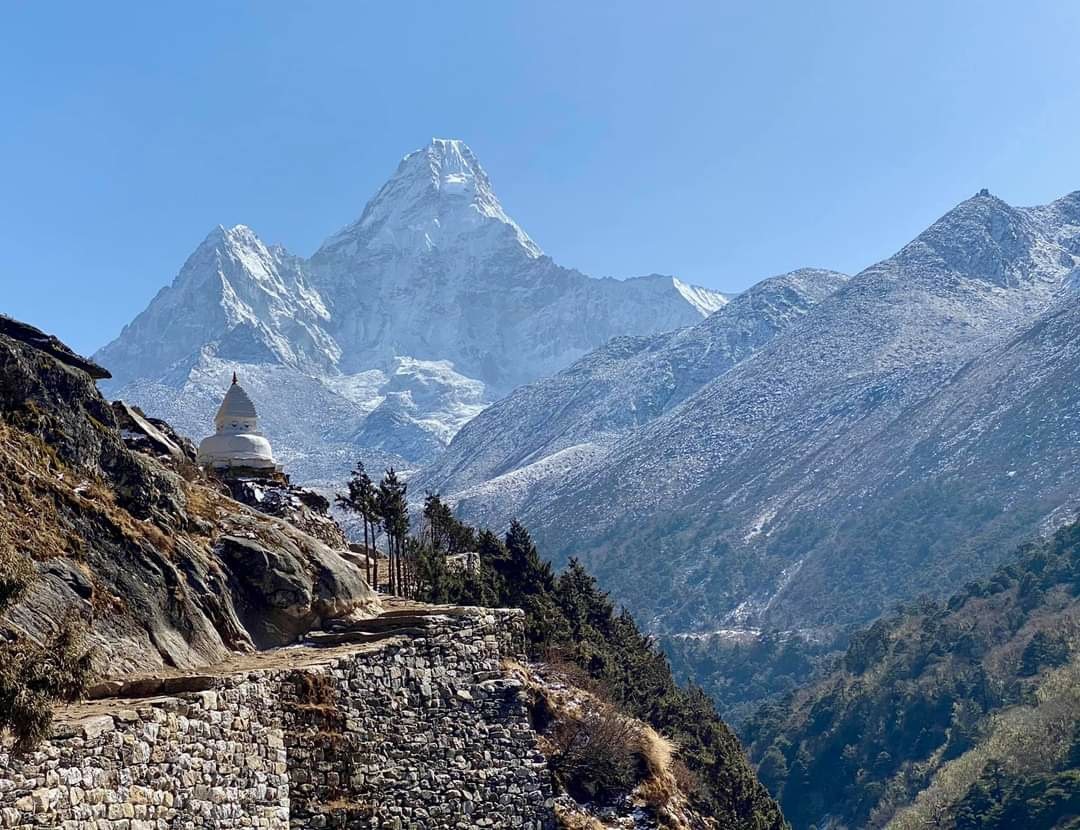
[423,492,445,552]
[412,537,454,603]
[502,519,554,607]
[377,468,409,596]
[336,461,379,589]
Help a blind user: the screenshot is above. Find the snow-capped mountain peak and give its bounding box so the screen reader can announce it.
[95,139,735,483]
[673,277,729,315]
[319,137,541,259]
[96,223,339,388]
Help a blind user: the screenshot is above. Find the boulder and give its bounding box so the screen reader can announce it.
[215,532,376,649]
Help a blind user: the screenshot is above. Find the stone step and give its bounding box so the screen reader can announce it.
[304,627,430,647]
[85,673,218,701]
[323,614,440,634]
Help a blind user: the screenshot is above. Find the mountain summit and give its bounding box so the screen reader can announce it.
[94,139,726,481]
[305,138,727,386]
[319,138,541,260]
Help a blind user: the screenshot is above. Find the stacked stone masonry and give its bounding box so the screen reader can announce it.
[0,609,555,829]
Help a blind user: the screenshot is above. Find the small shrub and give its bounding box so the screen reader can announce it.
[548,698,643,804]
[0,618,93,753]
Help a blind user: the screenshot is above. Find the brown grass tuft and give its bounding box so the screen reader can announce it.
[554,803,606,830]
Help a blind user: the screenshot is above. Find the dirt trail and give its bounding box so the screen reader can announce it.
[54,598,480,725]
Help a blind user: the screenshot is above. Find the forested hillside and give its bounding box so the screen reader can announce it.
[744,520,1080,829]
[337,476,788,829]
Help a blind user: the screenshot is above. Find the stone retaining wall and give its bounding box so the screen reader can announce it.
[0,609,554,829]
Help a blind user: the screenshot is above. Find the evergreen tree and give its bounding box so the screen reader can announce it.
[336,461,379,588]
[422,492,447,552]
[377,468,409,595]
[502,519,554,606]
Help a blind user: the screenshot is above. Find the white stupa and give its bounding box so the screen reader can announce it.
[197,373,280,472]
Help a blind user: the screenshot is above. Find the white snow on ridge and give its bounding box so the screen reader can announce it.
[94,138,723,481]
[673,277,730,316]
[442,441,613,529]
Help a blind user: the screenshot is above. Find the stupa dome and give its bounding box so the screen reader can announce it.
[197,374,278,471]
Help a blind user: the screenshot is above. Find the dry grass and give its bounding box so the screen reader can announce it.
[554,802,607,830]
[181,480,223,528]
[291,669,339,707]
[506,659,712,829]
[0,421,181,562]
[0,422,83,559]
[639,723,676,778]
[633,727,715,830]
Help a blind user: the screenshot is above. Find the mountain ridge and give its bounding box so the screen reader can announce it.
[415,266,848,521]
[426,187,1080,657]
[93,139,727,481]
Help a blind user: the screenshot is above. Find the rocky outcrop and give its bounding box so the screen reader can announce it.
[0,315,110,380]
[224,476,349,549]
[215,533,370,649]
[110,400,192,464]
[0,318,378,675]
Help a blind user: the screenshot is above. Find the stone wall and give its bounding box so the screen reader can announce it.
[0,609,554,829]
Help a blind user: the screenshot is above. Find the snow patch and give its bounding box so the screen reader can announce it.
[672,277,729,316]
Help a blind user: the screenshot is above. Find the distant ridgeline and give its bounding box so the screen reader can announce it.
[743,519,1080,830]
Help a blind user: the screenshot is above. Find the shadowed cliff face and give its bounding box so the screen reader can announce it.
[0,321,378,676]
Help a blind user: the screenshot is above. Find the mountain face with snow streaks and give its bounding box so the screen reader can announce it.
[94,139,723,480]
[414,267,847,521]
[97,224,340,386]
[306,138,727,391]
[430,189,1080,644]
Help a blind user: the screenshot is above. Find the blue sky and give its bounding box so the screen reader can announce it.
[3,1,1079,355]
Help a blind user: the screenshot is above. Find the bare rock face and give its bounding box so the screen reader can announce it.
[0,314,111,380]
[0,319,378,675]
[215,532,371,649]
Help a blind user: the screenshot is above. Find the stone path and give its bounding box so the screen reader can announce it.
[56,599,485,726]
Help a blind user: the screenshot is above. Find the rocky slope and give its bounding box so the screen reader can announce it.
[0,317,785,829]
[416,268,847,522]
[93,139,725,482]
[434,190,1080,650]
[0,316,378,675]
